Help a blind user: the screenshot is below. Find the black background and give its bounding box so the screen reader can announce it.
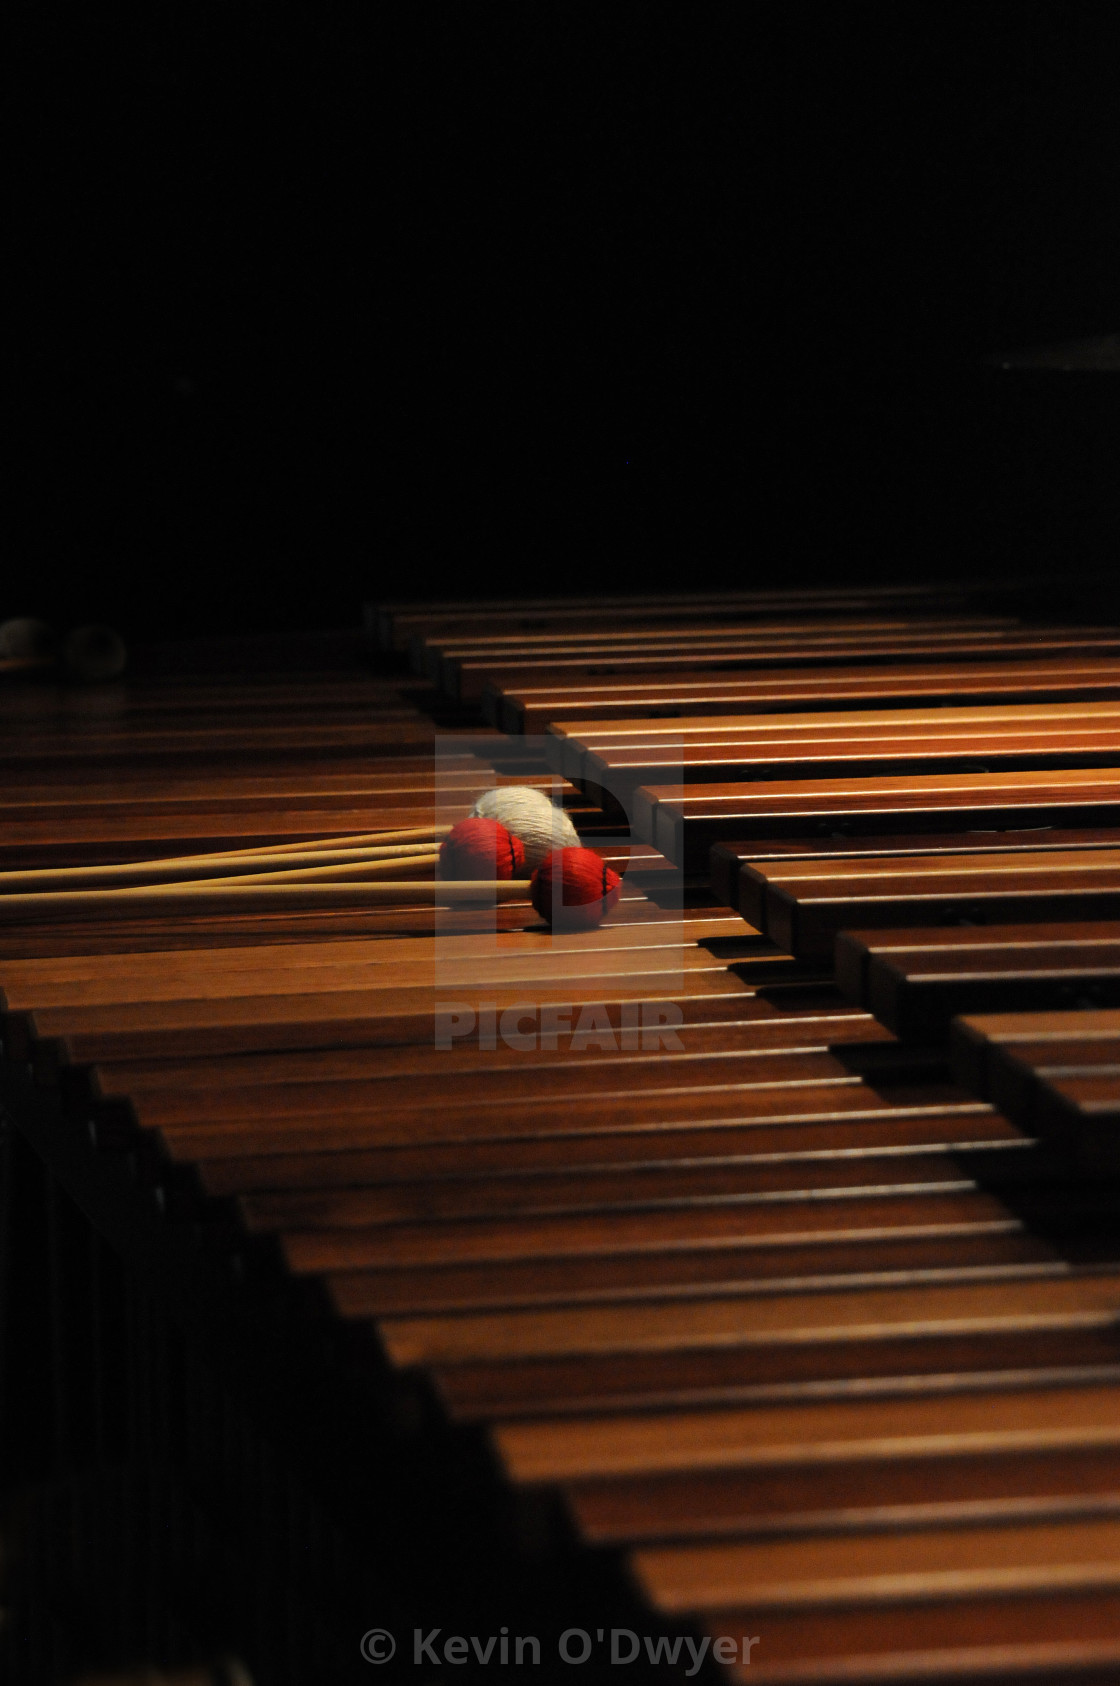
[10,3,1120,642]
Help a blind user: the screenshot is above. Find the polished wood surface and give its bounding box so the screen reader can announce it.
[740,849,1120,959]
[952,1009,1120,1173]
[636,767,1120,872]
[504,656,1120,734]
[4,592,1119,1684]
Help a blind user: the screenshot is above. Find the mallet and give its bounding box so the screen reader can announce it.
[0,842,442,894]
[0,879,531,923]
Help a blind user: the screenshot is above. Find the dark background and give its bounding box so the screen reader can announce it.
[9,3,1120,642]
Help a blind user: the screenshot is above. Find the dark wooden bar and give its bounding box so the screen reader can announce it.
[636,767,1120,873]
[738,848,1120,958]
[501,656,1120,734]
[709,827,1120,913]
[835,922,1120,1039]
[951,1009,1120,1172]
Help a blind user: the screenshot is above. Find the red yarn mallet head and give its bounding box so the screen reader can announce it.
[530,847,622,930]
[439,816,526,880]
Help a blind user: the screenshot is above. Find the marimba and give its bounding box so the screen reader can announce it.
[2,593,1119,1685]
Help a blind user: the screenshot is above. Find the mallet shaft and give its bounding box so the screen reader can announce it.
[0,880,528,922]
[0,842,441,893]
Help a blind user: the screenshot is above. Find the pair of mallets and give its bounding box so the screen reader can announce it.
[0,801,622,927]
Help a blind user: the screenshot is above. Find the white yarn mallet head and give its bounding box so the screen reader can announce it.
[469,786,580,870]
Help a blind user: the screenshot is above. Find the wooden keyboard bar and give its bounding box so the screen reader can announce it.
[952,1011,1120,1172]
[708,1599,1120,1685]
[709,829,1120,912]
[501,656,1120,734]
[835,922,1120,1041]
[738,849,1120,960]
[430,1291,1120,1422]
[547,695,1120,767]
[637,1515,1120,1610]
[371,583,1010,651]
[437,618,1022,696]
[421,614,1020,682]
[636,768,1120,872]
[584,726,1120,817]
[453,628,1120,703]
[951,1009,1120,1090]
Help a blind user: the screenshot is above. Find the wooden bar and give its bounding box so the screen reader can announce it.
[635,768,1120,872]
[439,617,1023,697]
[501,656,1120,735]
[709,828,1120,914]
[452,627,1120,703]
[371,583,1001,652]
[951,1010,1120,1172]
[834,923,1120,1040]
[739,849,1120,959]
[585,727,1120,818]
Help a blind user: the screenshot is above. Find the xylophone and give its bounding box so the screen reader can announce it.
[2,593,1119,1686]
